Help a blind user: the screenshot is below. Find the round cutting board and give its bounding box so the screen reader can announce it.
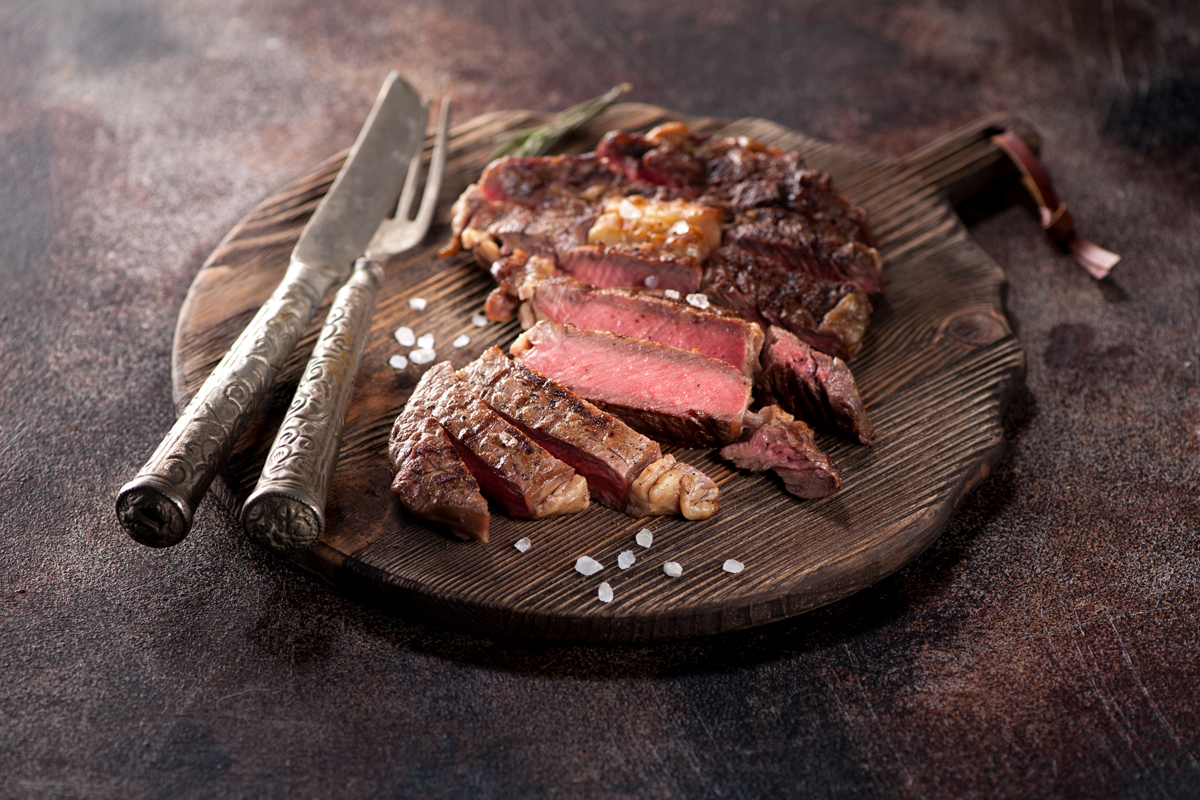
[173,104,1027,642]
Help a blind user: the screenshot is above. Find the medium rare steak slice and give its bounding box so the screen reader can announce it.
[702,245,871,360]
[388,406,491,542]
[558,244,702,294]
[510,321,752,447]
[408,362,589,519]
[720,406,841,500]
[460,347,661,511]
[757,326,874,445]
[522,275,764,376]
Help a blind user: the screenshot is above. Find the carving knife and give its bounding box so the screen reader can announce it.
[116,72,428,548]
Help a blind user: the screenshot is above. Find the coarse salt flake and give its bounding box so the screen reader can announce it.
[723,559,745,574]
[618,198,643,220]
[635,528,653,548]
[618,550,636,570]
[663,289,680,300]
[416,333,435,349]
[686,293,710,309]
[471,312,489,328]
[388,354,409,370]
[668,220,690,236]
[514,537,532,553]
[598,582,614,603]
[395,326,416,347]
[409,297,427,311]
[575,556,603,576]
[663,561,683,578]
[452,334,471,348]
[644,275,659,289]
[409,347,437,365]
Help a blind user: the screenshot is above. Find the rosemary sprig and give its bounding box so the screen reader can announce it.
[492,83,632,158]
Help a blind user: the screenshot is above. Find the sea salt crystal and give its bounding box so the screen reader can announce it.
[644,275,659,289]
[409,297,427,311]
[663,289,680,300]
[686,293,710,309]
[416,333,435,349]
[663,561,683,578]
[471,312,489,328]
[514,537,532,553]
[409,347,437,365]
[575,556,603,576]
[722,559,745,574]
[635,528,653,548]
[617,551,636,570]
[598,582,614,603]
[618,198,642,220]
[395,326,416,347]
[388,354,409,370]
[452,334,471,348]
[668,220,690,236]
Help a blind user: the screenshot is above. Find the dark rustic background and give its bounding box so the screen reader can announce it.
[2,1,1198,797]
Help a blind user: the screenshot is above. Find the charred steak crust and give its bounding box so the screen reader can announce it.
[390,413,491,542]
[460,347,661,511]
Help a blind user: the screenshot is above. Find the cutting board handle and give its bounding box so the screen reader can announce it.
[895,112,1041,205]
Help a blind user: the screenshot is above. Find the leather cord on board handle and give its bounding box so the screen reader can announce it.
[990,131,1120,280]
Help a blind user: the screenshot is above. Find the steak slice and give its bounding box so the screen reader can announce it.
[702,245,871,360]
[756,325,874,445]
[460,347,662,512]
[720,406,841,499]
[559,243,702,294]
[511,321,752,447]
[522,275,764,376]
[408,362,589,519]
[388,405,490,542]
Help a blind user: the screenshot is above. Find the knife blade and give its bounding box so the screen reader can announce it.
[116,72,427,548]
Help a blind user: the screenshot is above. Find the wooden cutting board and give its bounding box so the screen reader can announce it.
[173,104,1029,642]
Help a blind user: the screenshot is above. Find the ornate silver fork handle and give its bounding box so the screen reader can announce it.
[240,99,451,553]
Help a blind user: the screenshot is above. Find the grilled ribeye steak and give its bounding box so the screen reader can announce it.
[444,122,880,355]
[521,275,765,376]
[388,406,491,541]
[756,325,874,445]
[407,362,589,519]
[460,347,661,511]
[721,405,841,499]
[460,348,720,520]
[511,320,753,448]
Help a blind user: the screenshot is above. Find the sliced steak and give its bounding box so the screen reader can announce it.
[408,362,589,519]
[757,325,874,445]
[558,243,702,294]
[721,406,841,499]
[523,275,764,376]
[388,406,491,542]
[511,321,752,447]
[460,347,662,512]
[702,245,871,360]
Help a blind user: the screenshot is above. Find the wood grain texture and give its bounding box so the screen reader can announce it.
[172,104,1027,642]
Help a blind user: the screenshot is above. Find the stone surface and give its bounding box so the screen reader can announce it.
[2,1,1198,797]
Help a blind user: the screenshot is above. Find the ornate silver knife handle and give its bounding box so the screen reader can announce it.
[240,258,383,553]
[115,259,345,547]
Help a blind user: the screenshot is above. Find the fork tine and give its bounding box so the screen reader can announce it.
[412,99,450,234]
[391,111,427,223]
